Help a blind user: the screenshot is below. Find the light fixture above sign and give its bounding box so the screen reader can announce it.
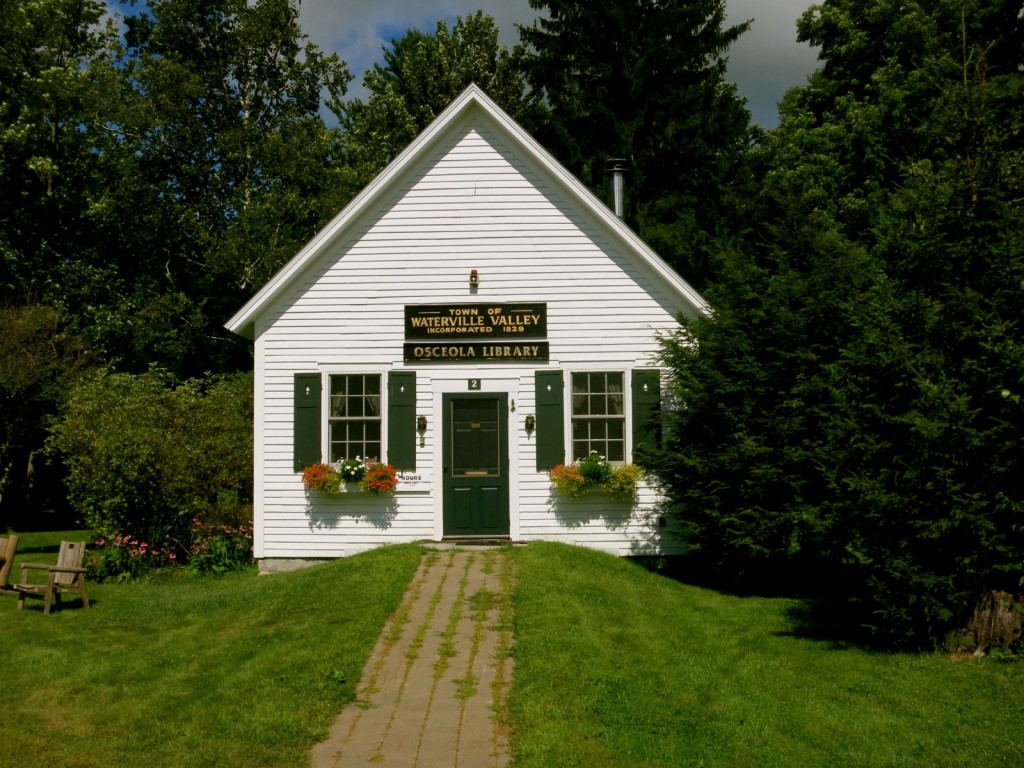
[469,269,479,288]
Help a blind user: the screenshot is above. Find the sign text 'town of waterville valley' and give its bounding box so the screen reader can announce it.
[404,303,549,362]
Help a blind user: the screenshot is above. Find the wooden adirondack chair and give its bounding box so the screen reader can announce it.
[0,534,20,596]
[17,540,91,614]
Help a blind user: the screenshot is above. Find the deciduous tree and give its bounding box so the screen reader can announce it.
[338,11,528,189]
[0,304,94,529]
[0,0,116,302]
[83,0,352,375]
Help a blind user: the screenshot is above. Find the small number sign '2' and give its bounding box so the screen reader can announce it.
[468,378,481,391]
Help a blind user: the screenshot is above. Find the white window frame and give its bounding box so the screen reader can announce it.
[324,370,387,465]
[568,369,628,465]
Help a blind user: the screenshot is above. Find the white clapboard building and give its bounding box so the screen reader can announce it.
[226,85,708,571]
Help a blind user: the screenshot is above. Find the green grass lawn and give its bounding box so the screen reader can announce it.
[1,531,424,768]
[2,534,1021,767]
[508,542,1024,767]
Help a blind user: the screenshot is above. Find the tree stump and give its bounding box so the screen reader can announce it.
[967,590,1024,655]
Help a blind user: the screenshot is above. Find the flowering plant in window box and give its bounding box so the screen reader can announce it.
[359,462,398,495]
[577,451,612,485]
[339,456,368,484]
[549,452,642,501]
[302,463,342,496]
[304,460,397,497]
[549,462,588,498]
[605,463,643,502]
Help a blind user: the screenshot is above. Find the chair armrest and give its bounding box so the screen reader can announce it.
[19,563,87,574]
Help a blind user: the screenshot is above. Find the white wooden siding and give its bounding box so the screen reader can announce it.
[251,118,685,560]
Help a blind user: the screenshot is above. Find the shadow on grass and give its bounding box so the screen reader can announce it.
[15,596,94,614]
[632,553,893,652]
[19,542,64,555]
[9,529,92,556]
[776,598,895,652]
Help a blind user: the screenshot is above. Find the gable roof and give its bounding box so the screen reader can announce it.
[225,84,708,340]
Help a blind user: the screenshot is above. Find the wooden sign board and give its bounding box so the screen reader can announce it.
[405,303,547,340]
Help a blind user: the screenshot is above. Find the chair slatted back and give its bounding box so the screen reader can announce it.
[0,535,18,585]
[54,541,86,585]
[0,535,19,585]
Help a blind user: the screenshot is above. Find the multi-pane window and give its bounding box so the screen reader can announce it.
[329,374,382,463]
[571,372,625,463]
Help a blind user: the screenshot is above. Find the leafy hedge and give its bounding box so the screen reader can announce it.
[47,369,254,570]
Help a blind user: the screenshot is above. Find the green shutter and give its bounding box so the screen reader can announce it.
[631,368,661,461]
[294,373,321,472]
[388,371,416,470]
[535,370,565,471]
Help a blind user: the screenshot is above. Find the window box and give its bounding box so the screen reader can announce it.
[302,462,398,497]
[549,456,642,502]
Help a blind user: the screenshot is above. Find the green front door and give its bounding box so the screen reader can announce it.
[442,394,510,537]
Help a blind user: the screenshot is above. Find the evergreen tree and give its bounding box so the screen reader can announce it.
[648,0,1024,646]
[519,0,754,287]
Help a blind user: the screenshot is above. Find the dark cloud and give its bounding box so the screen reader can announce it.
[298,0,820,128]
[726,0,820,127]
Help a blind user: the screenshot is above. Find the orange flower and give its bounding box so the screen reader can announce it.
[360,462,398,495]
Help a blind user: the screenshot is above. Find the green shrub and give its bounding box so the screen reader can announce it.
[47,369,253,573]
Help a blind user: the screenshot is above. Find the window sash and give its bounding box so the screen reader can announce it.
[328,374,382,463]
[570,372,626,463]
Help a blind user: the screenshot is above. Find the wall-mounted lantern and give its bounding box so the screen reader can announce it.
[524,414,536,434]
[469,269,479,288]
[417,415,428,446]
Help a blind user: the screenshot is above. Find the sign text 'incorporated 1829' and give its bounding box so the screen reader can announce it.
[405,303,547,339]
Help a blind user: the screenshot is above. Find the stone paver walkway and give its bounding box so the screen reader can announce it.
[311,548,513,768]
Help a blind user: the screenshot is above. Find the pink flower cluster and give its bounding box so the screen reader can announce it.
[100,533,178,562]
[187,517,255,573]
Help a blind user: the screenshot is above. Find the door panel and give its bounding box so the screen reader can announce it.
[443,395,509,537]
